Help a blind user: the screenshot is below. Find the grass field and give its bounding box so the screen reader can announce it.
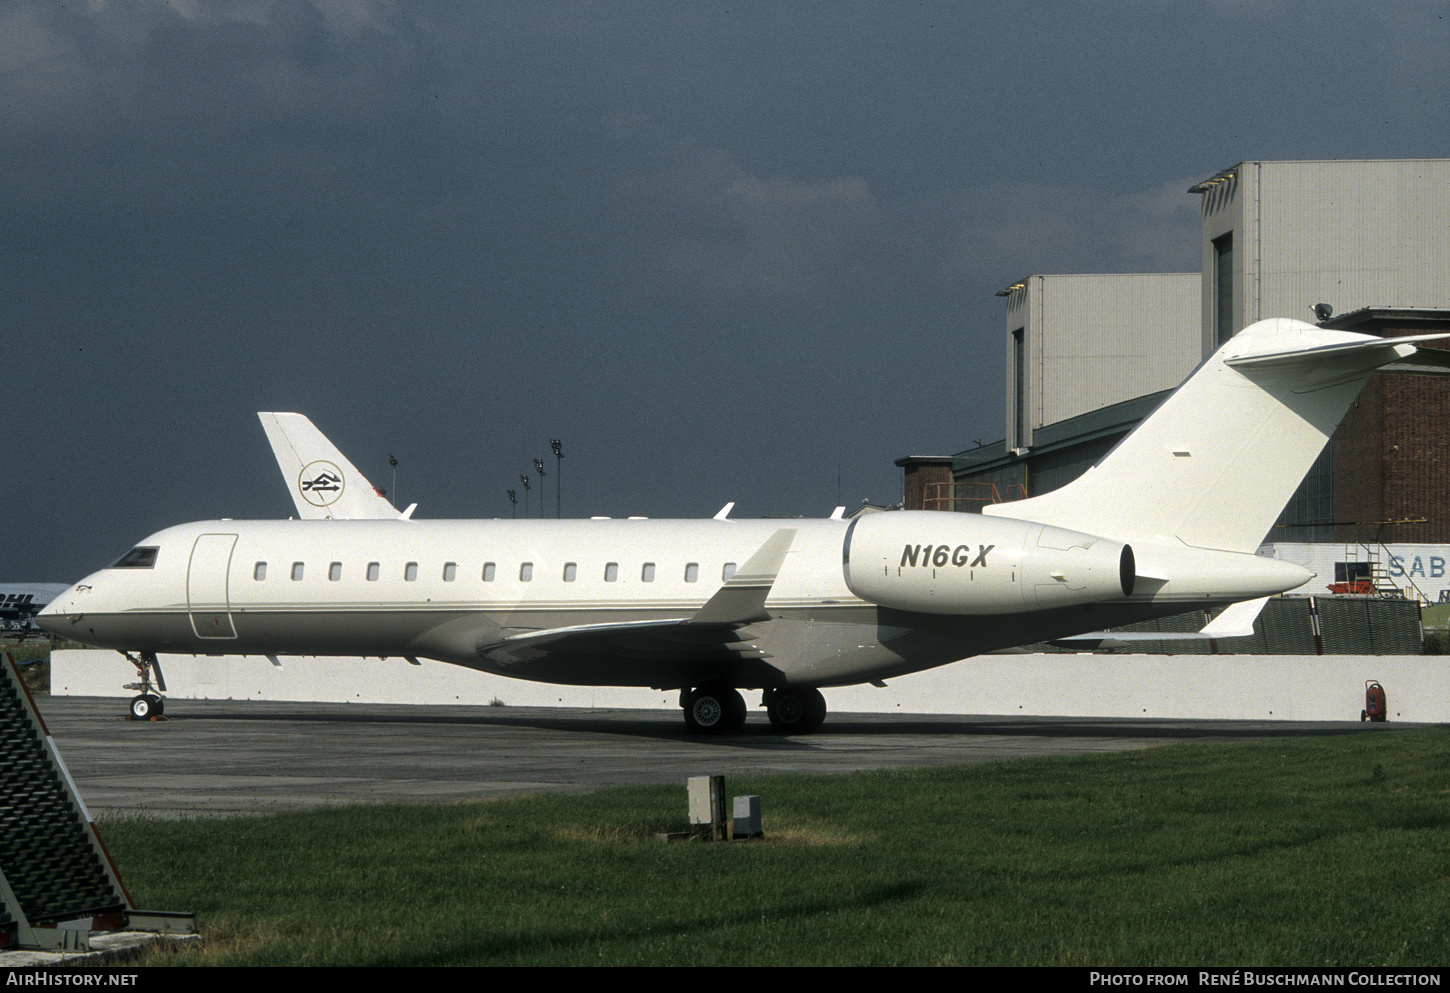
[99,726,1450,967]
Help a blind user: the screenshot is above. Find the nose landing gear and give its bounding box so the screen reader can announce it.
[120,650,167,720]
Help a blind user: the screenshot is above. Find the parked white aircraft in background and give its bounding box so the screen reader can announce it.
[1,583,72,636]
[38,319,1450,731]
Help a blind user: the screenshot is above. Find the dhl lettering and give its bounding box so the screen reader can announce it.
[900,544,994,568]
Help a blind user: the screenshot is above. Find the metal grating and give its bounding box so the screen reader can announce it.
[0,658,128,931]
[1316,597,1423,656]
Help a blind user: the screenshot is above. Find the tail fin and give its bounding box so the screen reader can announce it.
[258,413,400,520]
[984,318,1450,553]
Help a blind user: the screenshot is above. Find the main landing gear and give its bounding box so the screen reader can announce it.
[679,683,827,735]
[120,650,167,720]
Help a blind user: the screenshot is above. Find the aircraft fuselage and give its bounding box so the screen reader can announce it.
[39,514,1305,692]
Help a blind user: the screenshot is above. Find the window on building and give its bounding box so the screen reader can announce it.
[1213,232,1234,347]
[1013,327,1027,449]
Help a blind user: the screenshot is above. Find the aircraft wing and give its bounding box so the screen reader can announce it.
[472,529,798,687]
[1048,597,1269,650]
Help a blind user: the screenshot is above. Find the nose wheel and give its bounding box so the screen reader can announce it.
[129,694,165,719]
[120,650,168,720]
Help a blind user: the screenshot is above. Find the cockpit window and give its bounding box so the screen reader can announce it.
[111,546,159,569]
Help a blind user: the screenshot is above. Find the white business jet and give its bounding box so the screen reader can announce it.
[38,319,1450,732]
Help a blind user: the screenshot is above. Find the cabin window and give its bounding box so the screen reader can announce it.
[443,562,457,582]
[111,546,159,569]
[723,563,737,581]
[367,562,380,582]
[291,562,304,581]
[685,563,699,583]
[563,563,577,582]
[520,562,533,582]
[254,562,267,581]
[642,563,655,582]
[405,562,419,582]
[483,562,496,582]
[329,562,342,581]
[605,562,619,582]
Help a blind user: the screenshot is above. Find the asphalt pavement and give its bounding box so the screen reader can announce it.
[30,695,1412,818]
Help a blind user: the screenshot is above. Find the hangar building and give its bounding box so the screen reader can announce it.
[906,158,1450,601]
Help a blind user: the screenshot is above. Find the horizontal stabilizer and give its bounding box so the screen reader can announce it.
[1224,332,1450,373]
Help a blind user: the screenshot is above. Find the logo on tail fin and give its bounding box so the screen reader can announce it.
[298,460,345,506]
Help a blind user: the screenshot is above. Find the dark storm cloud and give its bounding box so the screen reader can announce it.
[5,0,1450,579]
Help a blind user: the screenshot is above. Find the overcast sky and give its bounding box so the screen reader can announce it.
[7,1,1450,580]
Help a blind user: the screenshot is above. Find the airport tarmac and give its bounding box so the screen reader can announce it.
[31,695,1420,819]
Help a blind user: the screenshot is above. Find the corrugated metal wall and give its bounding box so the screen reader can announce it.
[1201,159,1450,342]
[1004,273,1200,444]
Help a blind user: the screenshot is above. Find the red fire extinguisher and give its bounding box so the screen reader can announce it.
[1362,681,1387,722]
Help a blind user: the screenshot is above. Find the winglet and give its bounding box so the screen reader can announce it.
[690,528,797,625]
[259,413,400,521]
[1198,596,1269,638]
[1050,595,1269,649]
[714,502,735,520]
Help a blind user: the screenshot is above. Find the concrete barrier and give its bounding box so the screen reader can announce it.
[51,649,1449,723]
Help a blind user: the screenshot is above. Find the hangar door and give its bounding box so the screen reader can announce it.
[187,533,238,639]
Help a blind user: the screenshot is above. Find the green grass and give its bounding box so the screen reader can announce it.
[100,727,1450,966]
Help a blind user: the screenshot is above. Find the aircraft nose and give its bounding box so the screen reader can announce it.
[35,584,89,634]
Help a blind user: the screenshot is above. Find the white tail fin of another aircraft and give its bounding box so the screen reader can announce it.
[258,412,400,520]
[984,318,1450,554]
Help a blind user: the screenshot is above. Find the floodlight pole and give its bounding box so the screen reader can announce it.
[520,473,531,518]
[533,459,547,519]
[551,439,562,518]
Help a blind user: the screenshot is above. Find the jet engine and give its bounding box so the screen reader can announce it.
[843,511,1133,615]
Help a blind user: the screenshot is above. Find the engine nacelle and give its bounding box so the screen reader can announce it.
[843,511,1134,615]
